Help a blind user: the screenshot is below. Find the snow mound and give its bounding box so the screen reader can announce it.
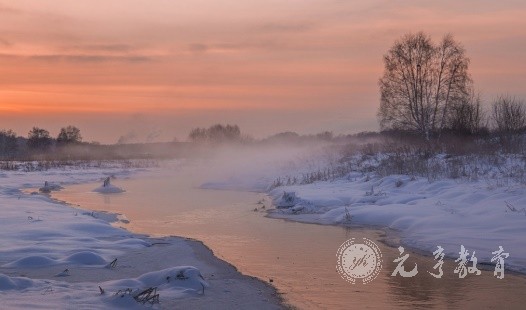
[93,177,125,193]
[105,266,208,293]
[93,184,125,194]
[0,274,34,291]
[3,255,58,268]
[275,191,297,208]
[0,275,18,290]
[65,251,107,265]
[101,266,209,307]
[38,181,63,193]
[3,251,108,268]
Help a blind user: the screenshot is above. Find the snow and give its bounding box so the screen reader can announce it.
[93,183,126,194]
[275,192,297,208]
[0,162,281,309]
[0,274,34,291]
[9,152,524,307]
[93,177,126,193]
[2,251,109,268]
[104,266,208,295]
[268,173,526,273]
[187,145,526,275]
[39,181,63,193]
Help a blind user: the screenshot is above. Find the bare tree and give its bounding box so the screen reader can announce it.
[378,32,472,139]
[447,91,487,135]
[208,124,240,142]
[27,127,52,150]
[57,125,82,145]
[0,129,18,158]
[188,128,208,142]
[492,96,526,134]
[188,124,241,143]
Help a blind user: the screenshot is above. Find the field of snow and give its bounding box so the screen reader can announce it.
[0,161,281,309]
[268,172,526,273]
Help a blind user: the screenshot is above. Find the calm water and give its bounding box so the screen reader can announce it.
[52,166,526,309]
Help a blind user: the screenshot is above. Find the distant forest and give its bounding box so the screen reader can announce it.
[0,124,338,161]
[1,117,525,162]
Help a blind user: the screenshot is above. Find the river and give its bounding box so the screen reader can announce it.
[52,165,526,309]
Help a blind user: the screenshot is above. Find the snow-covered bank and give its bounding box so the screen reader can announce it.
[0,163,282,309]
[268,173,526,273]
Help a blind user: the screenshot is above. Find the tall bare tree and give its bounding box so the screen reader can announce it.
[378,32,472,139]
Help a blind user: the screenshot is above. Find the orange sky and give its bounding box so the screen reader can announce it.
[1,0,525,143]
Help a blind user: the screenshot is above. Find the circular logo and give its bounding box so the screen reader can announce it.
[336,238,382,284]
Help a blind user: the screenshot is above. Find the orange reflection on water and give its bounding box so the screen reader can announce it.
[53,167,526,309]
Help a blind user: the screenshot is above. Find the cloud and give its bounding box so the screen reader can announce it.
[187,42,249,54]
[0,3,21,14]
[256,21,317,33]
[187,41,284,54]
[0,53,152,63]
[188,43,208,53]
[0,38,11,46]
[33,54,152,63]
[65,44,135,52]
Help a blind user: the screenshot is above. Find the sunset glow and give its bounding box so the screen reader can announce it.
[1,0,525,142]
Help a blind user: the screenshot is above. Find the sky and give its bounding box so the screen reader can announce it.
[0,0,525,143]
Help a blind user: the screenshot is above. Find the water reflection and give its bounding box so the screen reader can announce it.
[103,194,111,205]
[52,168,526,309]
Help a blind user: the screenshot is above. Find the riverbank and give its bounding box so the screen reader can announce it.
[268,173,526,274]
[0,163,283,309]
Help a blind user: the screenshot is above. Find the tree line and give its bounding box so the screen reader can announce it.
[0,125,82,158]
[378,32,525,139]
[188,124,244,143]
